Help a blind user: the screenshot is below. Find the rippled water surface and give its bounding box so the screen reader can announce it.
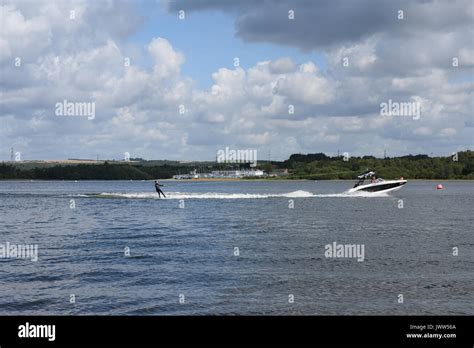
[0,180,472,315]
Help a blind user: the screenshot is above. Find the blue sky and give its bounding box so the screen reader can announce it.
[129,2,326,88]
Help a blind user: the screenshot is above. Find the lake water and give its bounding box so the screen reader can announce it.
[0,180,472,315]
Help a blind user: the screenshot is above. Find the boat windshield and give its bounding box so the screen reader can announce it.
[353,177,367,188]
[353,171,381,188]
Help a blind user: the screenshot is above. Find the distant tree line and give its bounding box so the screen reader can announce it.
[273,150,473,180]
[0,162,181,180]
[0,151,472,180]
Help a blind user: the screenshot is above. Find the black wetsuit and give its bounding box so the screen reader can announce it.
[155,182,166,198]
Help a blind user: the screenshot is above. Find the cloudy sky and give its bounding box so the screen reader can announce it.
[1,0,473,161]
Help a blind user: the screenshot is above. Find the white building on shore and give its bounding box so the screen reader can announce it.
[173,169,265,179]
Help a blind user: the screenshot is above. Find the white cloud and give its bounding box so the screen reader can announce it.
[0,5,51,62]
[439,128,457,137]
[148,37,185,79]
[274,68,335,105]
[329,39,378,70]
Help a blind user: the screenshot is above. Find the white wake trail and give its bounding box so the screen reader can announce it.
[78,190,389,199]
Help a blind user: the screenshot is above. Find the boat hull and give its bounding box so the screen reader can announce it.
[348,180,407,193]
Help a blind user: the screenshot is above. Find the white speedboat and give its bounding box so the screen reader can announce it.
[348,170,407,193]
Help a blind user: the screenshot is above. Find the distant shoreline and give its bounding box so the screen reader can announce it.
[1,178,472,182]
[2,150,472,180]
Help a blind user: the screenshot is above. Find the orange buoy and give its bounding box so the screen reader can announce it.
[436,184,443,190]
